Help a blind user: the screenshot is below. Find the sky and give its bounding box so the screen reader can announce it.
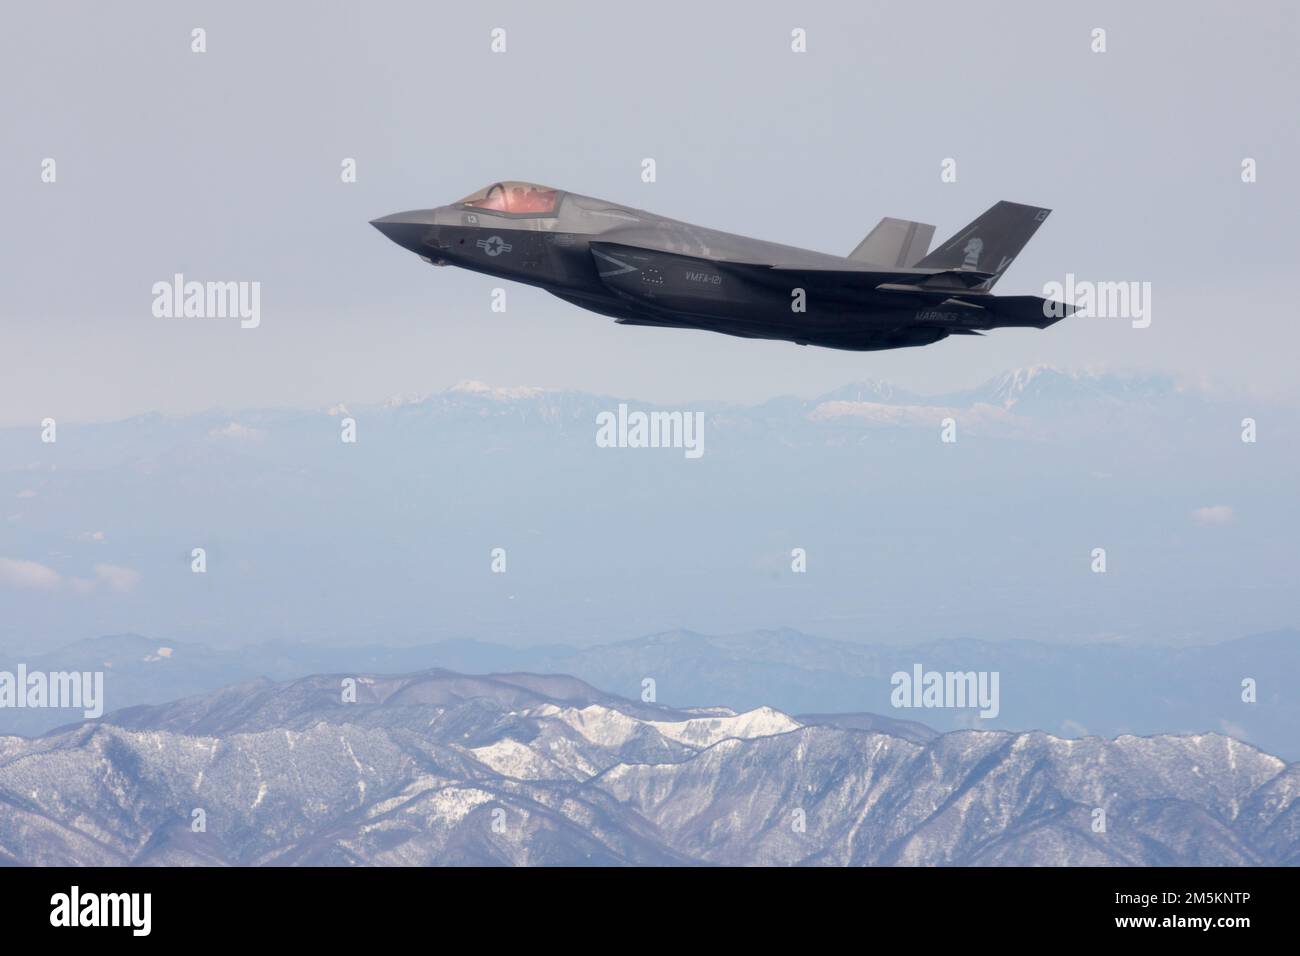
[2,0,1298,427]
[0,1,1297,666]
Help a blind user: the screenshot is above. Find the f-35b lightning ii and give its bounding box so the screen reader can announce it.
[372,182,1074,352]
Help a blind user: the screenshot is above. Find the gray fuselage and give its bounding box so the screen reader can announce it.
[372,184,1059,350]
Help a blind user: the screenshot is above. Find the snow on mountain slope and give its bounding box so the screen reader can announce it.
[0,669,1295,866]
[538,702,800,750]
[806,399,1012,428]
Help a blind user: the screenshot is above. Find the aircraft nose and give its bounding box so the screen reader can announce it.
[370,210,440,254]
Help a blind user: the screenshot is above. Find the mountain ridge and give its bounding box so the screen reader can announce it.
[5,628,1295,760]
[0,365,1223,431]
[1,665,1294,866]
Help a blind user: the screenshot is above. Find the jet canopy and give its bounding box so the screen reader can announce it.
[457,182,562,215]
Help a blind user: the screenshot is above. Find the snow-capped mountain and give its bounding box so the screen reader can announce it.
[7,628,1294,760]
[949,365,1187,410]
[0,669,1295,866]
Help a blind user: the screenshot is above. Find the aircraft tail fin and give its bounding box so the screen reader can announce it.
[849,218,934,268]
[915,201,1050,290]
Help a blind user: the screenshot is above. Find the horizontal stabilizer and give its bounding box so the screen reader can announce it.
[985,294,1078,328]
[876,270,998,293]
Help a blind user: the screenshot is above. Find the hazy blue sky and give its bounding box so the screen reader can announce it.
[1,2,1298,661]
[2,0,1297,426]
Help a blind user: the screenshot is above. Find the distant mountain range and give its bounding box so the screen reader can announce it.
[1,667,1294,866]
[4,627,1295,760]
[801,365,1193,423]
[3,366,1293,650]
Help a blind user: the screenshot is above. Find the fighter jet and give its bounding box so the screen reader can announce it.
[371,182,1075,351]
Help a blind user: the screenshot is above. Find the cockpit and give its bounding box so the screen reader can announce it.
[457,182,562,216]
